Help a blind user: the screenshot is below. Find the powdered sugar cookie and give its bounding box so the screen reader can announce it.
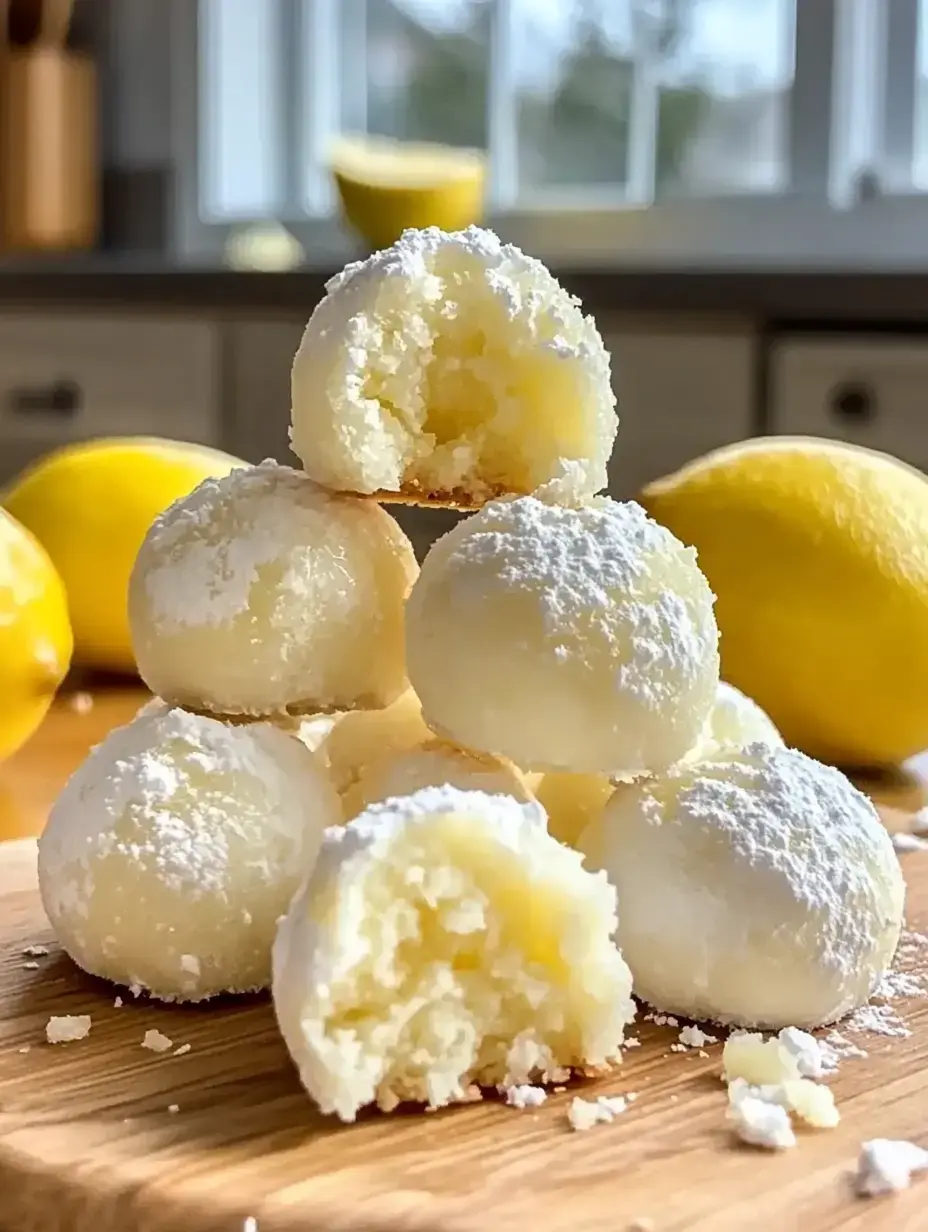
[38,706,341,1000]
[580,743,904,1028]
[290,226,617,507]
[128,461,417,717]
[405,495,719,776]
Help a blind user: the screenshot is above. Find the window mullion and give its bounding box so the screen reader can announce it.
[787,0,838,197]
[626,57,658,206]
[829,0,887,204]
[881,0,919,191]
[488,0,517,210]
[299,0,341,217]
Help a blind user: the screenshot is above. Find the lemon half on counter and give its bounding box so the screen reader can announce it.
[330,134,486,251]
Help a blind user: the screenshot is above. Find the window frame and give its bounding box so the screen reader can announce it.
[169,0,928,270]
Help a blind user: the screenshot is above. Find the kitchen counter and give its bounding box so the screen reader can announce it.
[0,683,147,842]
[2,254,928,324]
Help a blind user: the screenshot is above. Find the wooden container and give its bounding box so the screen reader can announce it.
[0,45,98,252]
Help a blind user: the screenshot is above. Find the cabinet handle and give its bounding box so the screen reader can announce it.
[6,379,83,417]
[829,381,876,424]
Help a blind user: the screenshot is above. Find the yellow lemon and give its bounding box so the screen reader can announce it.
[330,133,485,251]
[0,508,72,761]
[2,437,244,673]
[639,436,928,768]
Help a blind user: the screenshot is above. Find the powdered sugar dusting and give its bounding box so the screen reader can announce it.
[293,224,617,499]
[443,496,718,711]
[138,461,361,631]
[607,743,905,1028]
[324,226,603,365]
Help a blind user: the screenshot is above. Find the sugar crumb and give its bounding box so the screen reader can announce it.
[892,832,928,853]
[18,1045,30,1054]
[142,1028,173,1053]
[22,961,39,970]
[679,1025,718,1049]
[173,1043,192,1057]
[244,1219,258,1232]
[167,1103,180,1114]
[567,1094,628,1131]
[856,1139,928,1196]
[128,983,143,999]
[728,1093,796,1150]
[22,945,49,957]
[778,1026,828,1079]
[844,1004,911,1038]
[504,1083,547,1110]
[114,996,123,1008]
[46,1015,91,1044]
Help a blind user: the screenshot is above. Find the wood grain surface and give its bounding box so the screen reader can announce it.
[1,689,928,1232]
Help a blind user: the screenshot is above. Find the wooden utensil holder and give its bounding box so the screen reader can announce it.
[0,46,98,252]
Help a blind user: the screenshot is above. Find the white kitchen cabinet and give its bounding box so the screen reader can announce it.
[0,313,220,482]
[769,335,928,470]
[602,320,758,496]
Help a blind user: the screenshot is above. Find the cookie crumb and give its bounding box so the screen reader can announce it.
[856,1139,928,1196]
[142,1028,173,1053]
[504,1084,547,1109]
[567,1094,627,1131]
[46,1014,91,1044]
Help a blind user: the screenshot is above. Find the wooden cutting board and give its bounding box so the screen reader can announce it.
[2,712,928,1230]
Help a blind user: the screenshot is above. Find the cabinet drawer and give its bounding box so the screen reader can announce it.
[604,325,757,497]
[0,313,220,451]
[769,335,928,470]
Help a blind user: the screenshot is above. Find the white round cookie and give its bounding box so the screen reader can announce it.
[290,225,617,506]
[341,739,536,821]
[129,461,418,716]
[273,784,634,1122]
[689,681,784,761]
[534,772,615,848]
[317,689,433,794]
[579,743,904,1029]
[38,706,341,1001]
[405,495,720,776]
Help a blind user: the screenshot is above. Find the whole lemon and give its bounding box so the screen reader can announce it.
[2,437,243,673]
[640,436,928,767]
[0,508,72,761]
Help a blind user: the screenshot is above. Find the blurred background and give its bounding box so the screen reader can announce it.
[6,0,928,839]
[2,0,928,554]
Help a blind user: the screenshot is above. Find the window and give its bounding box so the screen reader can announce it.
[171,0,928,266]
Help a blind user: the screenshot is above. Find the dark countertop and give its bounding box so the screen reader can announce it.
[2,255,928,327]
